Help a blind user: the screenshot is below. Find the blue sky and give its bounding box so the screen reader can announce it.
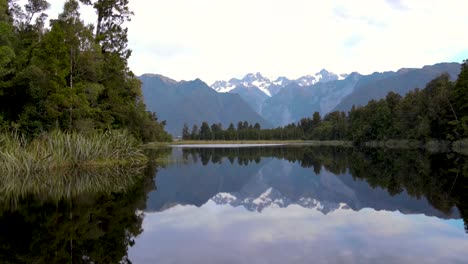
[40,0,468,83]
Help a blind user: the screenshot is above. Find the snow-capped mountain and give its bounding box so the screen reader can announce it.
[211,188,350,214]
[212,72,274,96]
[211,69,348,97]
[296,69,349,86]
[211,69,353,121]
[211,80,236,93]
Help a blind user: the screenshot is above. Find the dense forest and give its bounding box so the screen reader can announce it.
[0,0,171,142]
[186,61,468,143]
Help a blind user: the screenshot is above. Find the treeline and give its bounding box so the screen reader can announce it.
[185,62,468,142]
[182,120,304,140]
[0,0,171,142]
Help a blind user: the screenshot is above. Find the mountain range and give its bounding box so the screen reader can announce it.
[212,69,348,96]
[140,74,271,135]
[140,62,461,135]
[210,63,460,127]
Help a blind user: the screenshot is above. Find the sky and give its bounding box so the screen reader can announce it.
[128,204,468,263]
[39,0,468,84]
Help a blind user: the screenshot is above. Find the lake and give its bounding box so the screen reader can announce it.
[1,145,467,263]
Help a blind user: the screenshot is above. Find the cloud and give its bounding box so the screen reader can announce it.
[128,203,468,264]
[385,0,407,10]
[40,0,468,83]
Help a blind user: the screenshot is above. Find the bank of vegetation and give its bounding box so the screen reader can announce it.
[0,0,170,142]
[0,0,171,173]
[0,130,146,175]
[184,61,468,149]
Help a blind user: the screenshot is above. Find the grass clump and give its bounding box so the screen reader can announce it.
[0,130,147,175]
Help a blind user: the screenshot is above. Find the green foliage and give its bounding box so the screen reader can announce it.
[199,121,212,140]
[0,0,171,142]
[452,60,468,137]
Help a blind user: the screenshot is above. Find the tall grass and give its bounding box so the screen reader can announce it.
[0,130,147,175]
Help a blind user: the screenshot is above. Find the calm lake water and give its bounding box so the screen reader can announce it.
[1,146,467,263]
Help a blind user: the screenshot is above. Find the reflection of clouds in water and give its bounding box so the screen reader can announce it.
[130,203,467,264]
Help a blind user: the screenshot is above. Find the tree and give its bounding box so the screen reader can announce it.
[199,121,212,140]
[452,60,468,138]
[211,123,222,140]
[0,0,172,142]
[182,123,190,140]
[312,111,321,126]
[226,123,236,140]
[190,124,199,140]
[80,0,133,58]
[237,121,243,131]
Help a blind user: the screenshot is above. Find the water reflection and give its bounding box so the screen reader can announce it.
[148,147,468,220]
[2,146,467,263]
[131,146,468,263]
[131,203,468,264]
[0,164,158,263]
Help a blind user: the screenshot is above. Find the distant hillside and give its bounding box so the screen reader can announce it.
[334,63,461,111]
[230,85,270,113]
[260,73,362,127]
[140,74,271,136]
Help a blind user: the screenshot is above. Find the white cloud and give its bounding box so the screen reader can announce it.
[39,0,468,83]
[129,204,468,263]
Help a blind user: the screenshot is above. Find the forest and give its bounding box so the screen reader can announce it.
[0,0,171,143]
[186,62,468,143]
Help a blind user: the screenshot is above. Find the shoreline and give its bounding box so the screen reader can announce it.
[145,139,468,154]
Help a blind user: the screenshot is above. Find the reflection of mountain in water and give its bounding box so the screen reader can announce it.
[146,149,459,219]
[211,189,351,214]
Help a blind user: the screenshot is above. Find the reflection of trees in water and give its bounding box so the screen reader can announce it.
[0,164,158,263]
[183,146,468,233]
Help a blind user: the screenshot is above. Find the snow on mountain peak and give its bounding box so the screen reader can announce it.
[211,80,237,93]
[272,76,291,86]
[296,69,344,86]
[211,70,348,95]
[210,188,350,214]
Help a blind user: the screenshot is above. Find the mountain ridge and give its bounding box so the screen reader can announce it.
[211,69,347,97]
[139,74,272,136]
[140,62,462,131]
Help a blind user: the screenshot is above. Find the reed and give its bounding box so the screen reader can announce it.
[0,130,147,175]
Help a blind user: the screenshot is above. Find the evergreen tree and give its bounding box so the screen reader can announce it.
[182,123,190,140]
[453,60,468,137]
[199,121,212,140]
[190,124,199,140]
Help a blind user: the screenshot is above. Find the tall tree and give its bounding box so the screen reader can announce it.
[80,0,133,58]
[190,124,199,140]
[200,121,212,140]
[453,60,468,137]
[182,123,189,140]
